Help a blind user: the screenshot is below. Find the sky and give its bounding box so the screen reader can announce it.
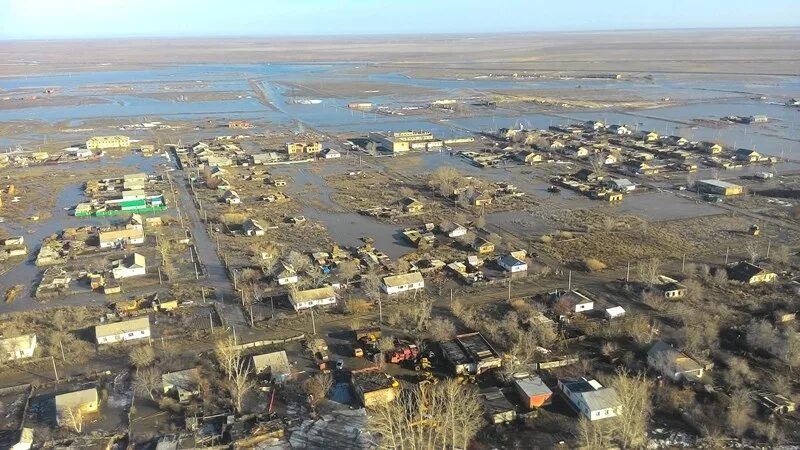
[0,0,798,40]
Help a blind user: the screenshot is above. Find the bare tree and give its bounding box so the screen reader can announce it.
[129,346,155,373]
[214,335,241,380]
[427,317,456,342]
[286,251,310,274]
[770,244,791,265]
[59,406,84,433]
[337,260,361,285]
[611,367,653,449]
[367,380,484,449]
[134,367,162,401]
[636,257,662,286]
[745,239,760,263]
[227,358,255,414]
[303,372,333,406]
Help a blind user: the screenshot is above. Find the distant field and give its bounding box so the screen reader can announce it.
[1,28,798,77]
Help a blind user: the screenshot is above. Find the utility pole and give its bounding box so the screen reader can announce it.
[250,305,254,327]
[158,267,162,285]
[681,253,686,273]
[209,312,214,333]
[725,247,730,265]
[51,356,59,382]
[507,278,511,301]
[626,262,631,283]
[449,288,453,309]
[270,296,275,320]
[59,339,66,362]
[766,239,772,259]
[311,308,316,335]
[232,325,237,345]
[568,270,572,291]
[201,288,206,304]
[378,294,383,324]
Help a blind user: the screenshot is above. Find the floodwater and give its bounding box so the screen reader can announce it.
[0,153,169,313]
[2,63,798,157]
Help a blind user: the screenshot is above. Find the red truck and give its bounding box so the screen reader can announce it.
[388,344,419,364]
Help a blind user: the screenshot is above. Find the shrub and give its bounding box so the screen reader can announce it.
[583,258,607,272]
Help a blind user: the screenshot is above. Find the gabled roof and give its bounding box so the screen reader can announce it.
[726,261,769,281]
[252,350,291,375]
[290,286,336,302]
[579,388,621,412]
[55,388,98,411]
[125,253,146,269]
[0,334,36,353]
[95,317,150,339]
[382,272,424,287]
[162,368,199,391]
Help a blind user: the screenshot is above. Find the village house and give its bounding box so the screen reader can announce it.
[470,192,493,207]
[606,178,635,192]
[95,316,151,344]
[276,262,298,285]
[553,289,594,313]
[472,237,495,254]
[55,388,99,426]
[252,350,292,383]
[2,236,25,246]
[497,254,527,273]
[251,152,282,165]
[696,179,743,196]
[86,135,130,150]
[558,377,621,421]
[480,387,517,424]
[0,334,37,361]
[162,368,200,403]
[516,150,543,164]
[652,275,687,298]
[289,286,337,310]
[647,340,705,383]
[726,261,777,284]
[285,142,322,154]
[698,142,723,154]
[323,148,341,159]
[513,374,553,410]
[607,124,632,135]
[381,272,425,295]
[584,120,605,131]
[112,253,146,279]
[221,189,241,204]
[736,148,762,162]
[641,131,659,142]
[400,197,424,213]
[98,227,145,249]
[439,221,467,238]
[242,218,266,236]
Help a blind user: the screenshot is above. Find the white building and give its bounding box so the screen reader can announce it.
[98,227,145,249]
[604,306,626,319]
[289,286,337,311]
[95,317,151,344]
[558,377,621,421]
[242,218,266,236]
[607,178,636,192]
[555,289,594,313]
[222,190,241,204]
[497,254,528,273]
[647,340,705,383]
[112,253,146,279]
[323,148,341,159]
[381,272,425,295]
[440,222,467,238]
[0,334,37,361]
[276,262,299,285]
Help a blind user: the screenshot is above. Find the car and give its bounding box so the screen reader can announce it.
[336,359,344,370]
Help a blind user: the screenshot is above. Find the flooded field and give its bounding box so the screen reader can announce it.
[1,63,798,158]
